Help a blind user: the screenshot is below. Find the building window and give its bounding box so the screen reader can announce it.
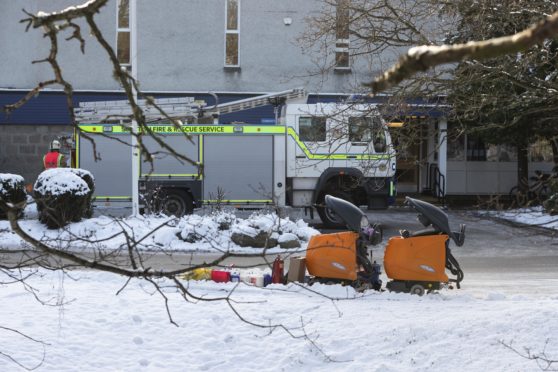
[335,0,350,69]
[117,0,130,66]
[466,136,487,161]
[465,136,504,162]
[299,117,326,142]
[447,131,465,161]
[225,0,240,67]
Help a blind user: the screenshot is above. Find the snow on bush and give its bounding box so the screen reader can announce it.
[34,168,90,196]
[0,173,25,196]
[0,173,26,219]
[34,168,94,228]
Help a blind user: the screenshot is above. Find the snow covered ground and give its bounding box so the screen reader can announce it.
[0,270,556,371]
[0,205,557,371]
[487,206,558,230]
[0,203,318,255]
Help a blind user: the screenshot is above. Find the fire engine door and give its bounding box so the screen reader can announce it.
[346,116,390,175]
[294,115,347,175]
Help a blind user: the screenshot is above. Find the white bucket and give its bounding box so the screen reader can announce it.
[239,270,250,284]
[240,269,264,287]
[250,274,264,287]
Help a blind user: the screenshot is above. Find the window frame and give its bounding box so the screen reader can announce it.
[348,116,387,153]
[224,0,241,68]
[335,0,350,70]
[298,116,327,142]
[116,0,130,67]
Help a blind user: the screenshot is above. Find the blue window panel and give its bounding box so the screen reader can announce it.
[1,90,447,125]
[0,91,125,125]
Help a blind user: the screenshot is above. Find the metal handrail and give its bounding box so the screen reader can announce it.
[427,163,445,203]
[433,166,446,203]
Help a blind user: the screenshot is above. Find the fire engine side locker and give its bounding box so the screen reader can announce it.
[139,133,202,204]
[202,135,274,204]
[77,128,133,201]
[140,134,200,177]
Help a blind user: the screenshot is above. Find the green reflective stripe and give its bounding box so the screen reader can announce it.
[204,200,273,203]
[78,124,391,161]
[198,135,204,180]
[79,124,286,135]
[92,196,132,200]
[390,180,394,197]
[140,174,198,177]
[75,128,80,168]
[242,126,285,134]
[286,127,389,160]
[79,125,128,133]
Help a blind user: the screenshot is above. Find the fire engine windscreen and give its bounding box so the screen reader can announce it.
[348,116,386,152]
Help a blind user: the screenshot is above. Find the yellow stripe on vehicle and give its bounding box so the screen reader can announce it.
[198,135,204,180]
[286,127,390,161]
[78,124,392,161]
[203,200,273,203]
[140,173,199,178]
[79,124,283,135]
[75,128,80,168]
[92,196,132,200]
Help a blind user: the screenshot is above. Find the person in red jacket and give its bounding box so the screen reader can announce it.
[43,140,67,169]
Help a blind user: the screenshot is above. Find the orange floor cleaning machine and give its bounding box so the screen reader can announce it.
[305,195,465,295]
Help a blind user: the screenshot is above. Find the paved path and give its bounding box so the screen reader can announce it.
[4,206,558,295]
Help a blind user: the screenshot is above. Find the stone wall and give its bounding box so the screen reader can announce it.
[0,125,73,185]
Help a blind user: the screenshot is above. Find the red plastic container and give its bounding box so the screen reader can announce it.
[211,270,231,283]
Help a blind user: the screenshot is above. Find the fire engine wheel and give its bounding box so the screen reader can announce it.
[409,284,426,296]
[317,190,353,228]
[159,189,193,217]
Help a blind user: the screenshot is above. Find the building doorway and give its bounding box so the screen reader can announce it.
[390,117,430,193]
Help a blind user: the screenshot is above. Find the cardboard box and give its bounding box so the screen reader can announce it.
[287,256,306,283]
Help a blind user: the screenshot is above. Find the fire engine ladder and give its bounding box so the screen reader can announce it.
[74,88,307,124]
[74,97,200,124]
[211,88,306,116]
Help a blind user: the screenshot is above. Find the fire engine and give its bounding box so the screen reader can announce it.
[74,88,396,226]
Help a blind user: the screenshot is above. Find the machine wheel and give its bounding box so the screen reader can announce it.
[159,189,193,217]
[317,190,353,228]
[409,284,426,296]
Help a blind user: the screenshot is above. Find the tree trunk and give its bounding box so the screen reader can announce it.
[517,139,529,193]
[550,137,558,172]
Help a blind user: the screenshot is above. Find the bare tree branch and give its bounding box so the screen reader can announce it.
[0,325,48,371]
[500,339,558,371]
[366,10,558,94]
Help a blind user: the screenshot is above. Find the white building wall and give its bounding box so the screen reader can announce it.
[0,0,374,93]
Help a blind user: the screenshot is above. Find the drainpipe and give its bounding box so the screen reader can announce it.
[131,0,139,216]
[438,117,448,197]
